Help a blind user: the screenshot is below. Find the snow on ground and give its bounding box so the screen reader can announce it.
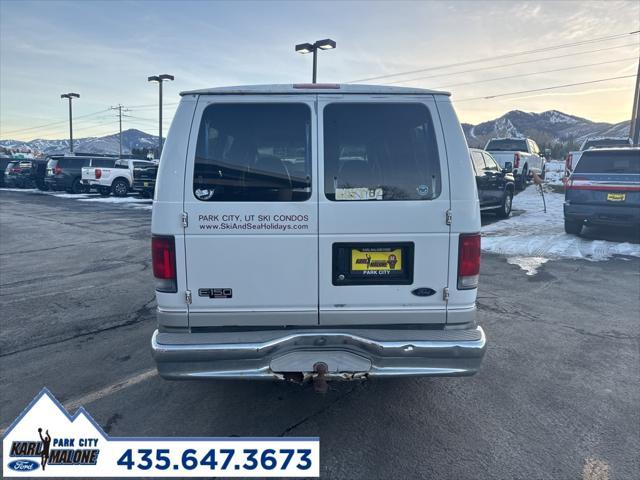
[482,180,640,275]
[544,160,565,186]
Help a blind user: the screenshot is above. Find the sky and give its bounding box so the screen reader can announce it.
[1,0,639,141]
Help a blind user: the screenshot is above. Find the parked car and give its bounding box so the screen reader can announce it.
[3,160,36,188]
[470,148,515,218]
[78,157,119,194]
[83,158,156,197]
[485,137,545,190]
[132,162,158,197]
[150,83,486,384]
[0,156,14,187]
[46,156,120,193]
[564,137,632,176]
[564,148,640,235]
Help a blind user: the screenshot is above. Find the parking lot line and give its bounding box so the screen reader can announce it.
[63,368,157,413]
[0,368,158,437]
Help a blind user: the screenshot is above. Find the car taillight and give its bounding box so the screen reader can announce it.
[53,166,62,175]
[10,168,22,173]
[458,233,481,290]
[513,153,520,169]
[95,168,102,179]
[152,235,177,293]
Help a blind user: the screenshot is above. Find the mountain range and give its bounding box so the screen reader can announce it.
[462,110,630,149]
[0,110,632,156]
[0,129,159,155]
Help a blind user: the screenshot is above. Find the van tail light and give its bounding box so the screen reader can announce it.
[458,233,481,290]
[53,165,63,175]
[513,153,520,169]
[152,235,177,293]
[95,168,102,179]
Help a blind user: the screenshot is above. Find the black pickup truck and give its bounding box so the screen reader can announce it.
[132,162,158,197]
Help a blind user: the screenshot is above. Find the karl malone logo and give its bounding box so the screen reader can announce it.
[3,388,102,475]
[9,426,99,470]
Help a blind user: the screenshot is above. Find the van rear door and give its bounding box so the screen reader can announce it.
[317,97,451,325]
[182,96,319,327]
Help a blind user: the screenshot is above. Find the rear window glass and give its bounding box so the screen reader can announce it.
[486,139,527,151]
[92,158,116,167]
[194,103,312,202]
[324,103,441,201]
[574,150,640,174]
[582,138,631,150]
[58,158,90,168]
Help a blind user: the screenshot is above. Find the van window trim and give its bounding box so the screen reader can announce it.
[321,101,443,202]
[190,101,315,203]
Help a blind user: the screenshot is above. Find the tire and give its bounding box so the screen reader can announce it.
[496,190,513,218]
[37,180,48,191]
[564,219,583,235]
[111,178,129,197]
[70,177,83,194]
[516,167,528,190]
[98,186,111,196]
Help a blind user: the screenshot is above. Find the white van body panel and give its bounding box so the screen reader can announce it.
[152,97,198,320]
[434,98,481,313]
[151,85,486,380]
[317,95,451,324]
[181,95,319,326]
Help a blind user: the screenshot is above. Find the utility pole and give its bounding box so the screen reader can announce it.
[148,74,174,157]
[60,93,80,153]
[111,104,130,158]
[630,56,640,146]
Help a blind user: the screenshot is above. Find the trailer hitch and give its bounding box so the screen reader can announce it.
[312,362,329,394]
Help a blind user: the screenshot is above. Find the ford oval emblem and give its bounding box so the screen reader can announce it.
[8,459,39,472]
[412,287,436,297]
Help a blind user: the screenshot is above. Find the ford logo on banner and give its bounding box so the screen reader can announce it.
[8,459,39,472]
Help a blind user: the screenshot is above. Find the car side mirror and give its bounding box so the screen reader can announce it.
[502,161,513,173]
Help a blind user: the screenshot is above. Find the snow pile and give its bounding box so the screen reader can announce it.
[482,184,640,274]
[1,188,151,209]
[544,160,565,186]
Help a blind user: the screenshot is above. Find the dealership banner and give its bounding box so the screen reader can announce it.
[2,388,319,477]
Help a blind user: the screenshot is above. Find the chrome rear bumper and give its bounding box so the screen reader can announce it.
[151,326,487,381]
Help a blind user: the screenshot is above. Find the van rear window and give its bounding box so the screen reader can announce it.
[324,103,441,201]
[193,103,312,202]
[574,150,640,174]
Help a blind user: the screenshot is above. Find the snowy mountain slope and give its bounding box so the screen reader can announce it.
[461,110,631,149]
[0,129,160,155]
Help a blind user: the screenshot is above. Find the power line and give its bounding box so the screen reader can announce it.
[434,57,638,90]
[389,42,639,85]
[1,109,111,137]
[454,75,636,103]
[347,30,640,83]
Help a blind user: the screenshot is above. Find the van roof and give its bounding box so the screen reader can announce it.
[180,84,450,97]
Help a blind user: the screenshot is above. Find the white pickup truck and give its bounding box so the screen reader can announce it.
[82,159,156,196]
[564,137,632,177]
[485,137,545,190]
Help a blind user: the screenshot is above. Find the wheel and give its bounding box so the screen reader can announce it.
[111,178,129,197]
[495,190,513,218]
[564,219,583,235]
[36,180,48,191]
[516,167,528,190]
[70,177,83,194]
[98,186,111,196]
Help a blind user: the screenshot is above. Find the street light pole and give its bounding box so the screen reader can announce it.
[148,74,174,157]
[295,39,336,83]
[60,93,80,153]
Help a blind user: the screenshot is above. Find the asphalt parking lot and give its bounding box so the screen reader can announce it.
[1,189,639,479]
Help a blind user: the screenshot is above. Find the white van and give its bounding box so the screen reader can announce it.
[151,84,486,383]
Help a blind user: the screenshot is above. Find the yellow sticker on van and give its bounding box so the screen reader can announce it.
[351,248,402,271]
